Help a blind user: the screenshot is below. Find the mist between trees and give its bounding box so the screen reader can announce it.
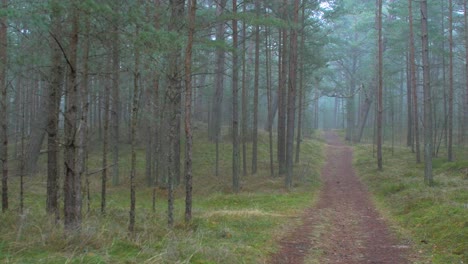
[0,0,467,232]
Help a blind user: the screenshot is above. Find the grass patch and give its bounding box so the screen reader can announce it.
[0,130,324,263]
[353,144,468,263]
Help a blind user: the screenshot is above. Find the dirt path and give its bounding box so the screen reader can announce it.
[270,131,410,264]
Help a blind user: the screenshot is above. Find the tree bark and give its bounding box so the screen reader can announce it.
[79,12,90,215]
[129,16,140,232]
[0,0,8,213]
[278,6,288,176]
[63,4,81,231]
[251,0,260,175]
[295,1,306,164]
[355,90,372,143]
[409,0,420,163]
[232,0,240,192]
[210,0,227,177]
[46,0,63,218]
[285,0,299,189]
[241,2,248,177]
[185,0,196,221]
[166,0,184,227]
[465,0,468,146]
[377,0,383,171]
[406,53,413,148]
[111,8,120,186]
[447,0,454,162]
[420,0,433,185]
[265,25,274,177]
[101,62,110,215]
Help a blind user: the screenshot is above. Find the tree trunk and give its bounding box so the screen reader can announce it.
[210,0,227,177]
[129,16,140,232]
[465,0,468,146]
[166,0,184,227]
[409,0,420,163]
[420,0,433,185]
[355,92,372,143]
[285,0,299,189]
[251,0,260,175]
[232,0,240,193]
[377,0,383,171]
[101,55,112,215]
[79,13,90,215]
[184,0,196,221]
[265,25,274,177]
[448,0,453,161]
[406,53,413,148]
[278,13,288,176]
[241,3,248,177]
[295,1,306,164]
[152,0,162,209]
[0,0,8,213]
[63,5,81,231]
[111,9,120,186]
[46,0,63,218]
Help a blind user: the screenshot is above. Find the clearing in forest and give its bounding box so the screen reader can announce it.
[270,131,411,264]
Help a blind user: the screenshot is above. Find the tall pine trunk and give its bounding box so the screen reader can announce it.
[111,9,120,186]
[251,0,260,175]
[278,7,288,176]
[241,3,248,176]
[295,1,306,164]
[0,0,7,213]
[265,26,274,177]
[285,0,299,189]
[421,0,433,185]
[232,0,240,192]
[377,0,383,170]
[447,0,453,161]
[409,0,420,163]
[210,0,227,177]
[46,0,63,218]
[63,4,81,231]
[166,0,184,227]
[185,0,196,221]
[129,16,140,232]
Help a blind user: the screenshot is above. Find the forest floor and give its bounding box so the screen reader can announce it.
[270,131,413,264]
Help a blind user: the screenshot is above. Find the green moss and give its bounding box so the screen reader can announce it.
[0,131,325,263]
[353,144,468,263]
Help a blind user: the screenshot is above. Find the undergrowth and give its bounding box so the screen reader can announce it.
[353,144,468,264]
[0,130,324,263]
